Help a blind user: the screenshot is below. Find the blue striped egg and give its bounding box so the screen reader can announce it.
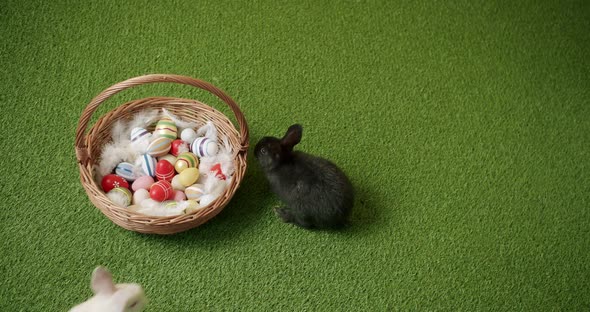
[115,162,137,181]
[140,154,157,177]
[191,137,219,158]
[130,127,150,142]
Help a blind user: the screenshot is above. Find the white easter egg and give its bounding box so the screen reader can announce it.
[191,137,218,158]
[132,189,150,205]
[180,128,197,143]
[130,127,150,142]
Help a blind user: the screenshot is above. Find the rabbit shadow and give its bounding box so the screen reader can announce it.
[128,133,274,247]
[329,180,389,237]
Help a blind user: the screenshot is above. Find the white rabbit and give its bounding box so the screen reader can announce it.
[70,266,147,312]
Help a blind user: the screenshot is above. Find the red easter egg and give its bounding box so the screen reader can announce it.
[101,174,129,193]
[150,180,173,202]
[170,139,189,157]
[210,163,227,180]
[155,160,175,182]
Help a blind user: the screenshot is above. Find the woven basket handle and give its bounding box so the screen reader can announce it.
[74,74,249,165]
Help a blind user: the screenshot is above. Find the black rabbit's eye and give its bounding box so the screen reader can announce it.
[260,148,267,155]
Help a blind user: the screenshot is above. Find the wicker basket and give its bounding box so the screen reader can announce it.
[75,74,249,234]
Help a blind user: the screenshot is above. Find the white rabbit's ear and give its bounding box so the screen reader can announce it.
[91,266,116,295]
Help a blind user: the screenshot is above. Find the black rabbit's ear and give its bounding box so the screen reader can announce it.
[281,124,303,150]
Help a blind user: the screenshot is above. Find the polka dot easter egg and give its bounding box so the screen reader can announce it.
[191,137,219,158]
[154,118,178,140]
[147,137,172,157]
[155,159,175,182]
[101,174,129,193]
[174,152,199,173]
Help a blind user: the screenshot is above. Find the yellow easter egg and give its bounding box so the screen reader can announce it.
[174,152,199,173]
[178,168,199,186]
[184,200,201,214]
[154,118,178,140]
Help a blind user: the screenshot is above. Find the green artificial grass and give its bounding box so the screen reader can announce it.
[1,0,589,310]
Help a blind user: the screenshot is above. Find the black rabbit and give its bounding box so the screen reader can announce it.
[254,124,354,229]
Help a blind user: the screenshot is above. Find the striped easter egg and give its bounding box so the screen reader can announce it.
[130,127,150,142]
[185,183,205,201]
[150,180,173,202]
[107,187,132,207]
[140,154,157,177]
[191,137,219,158]
[147,137,172,157]
[154,118,178,140]
[115,162,137,181]
[174,152,199,173]
[155,159,175,182]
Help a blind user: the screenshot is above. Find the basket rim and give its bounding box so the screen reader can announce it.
[75,74,249,167]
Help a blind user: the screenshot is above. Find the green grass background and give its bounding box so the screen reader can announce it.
[1,0,589,310]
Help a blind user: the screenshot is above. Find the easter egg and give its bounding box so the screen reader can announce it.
[155,160,175,182]
[185,183,205,201]
[132,189,150,205]
[107,187,132,207]
[184,200,201,214]
[171,175,186,191]
[170,139,189,156]
[180,128,197,143]
[158,154,177,165]
[140,154,157,177]
[101,174,129,193]
[147,137,172,157]
[172,190,187,201]
[154,118,177,140]
[130,127,150,142]
[150,180,173,202]
[115,162,137,181]
[191,137,219,158]
[210,163,227,180]
[164,201,178,209]
[132,175,154,191]
[175,152,199,173]
[178,168,199,186]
